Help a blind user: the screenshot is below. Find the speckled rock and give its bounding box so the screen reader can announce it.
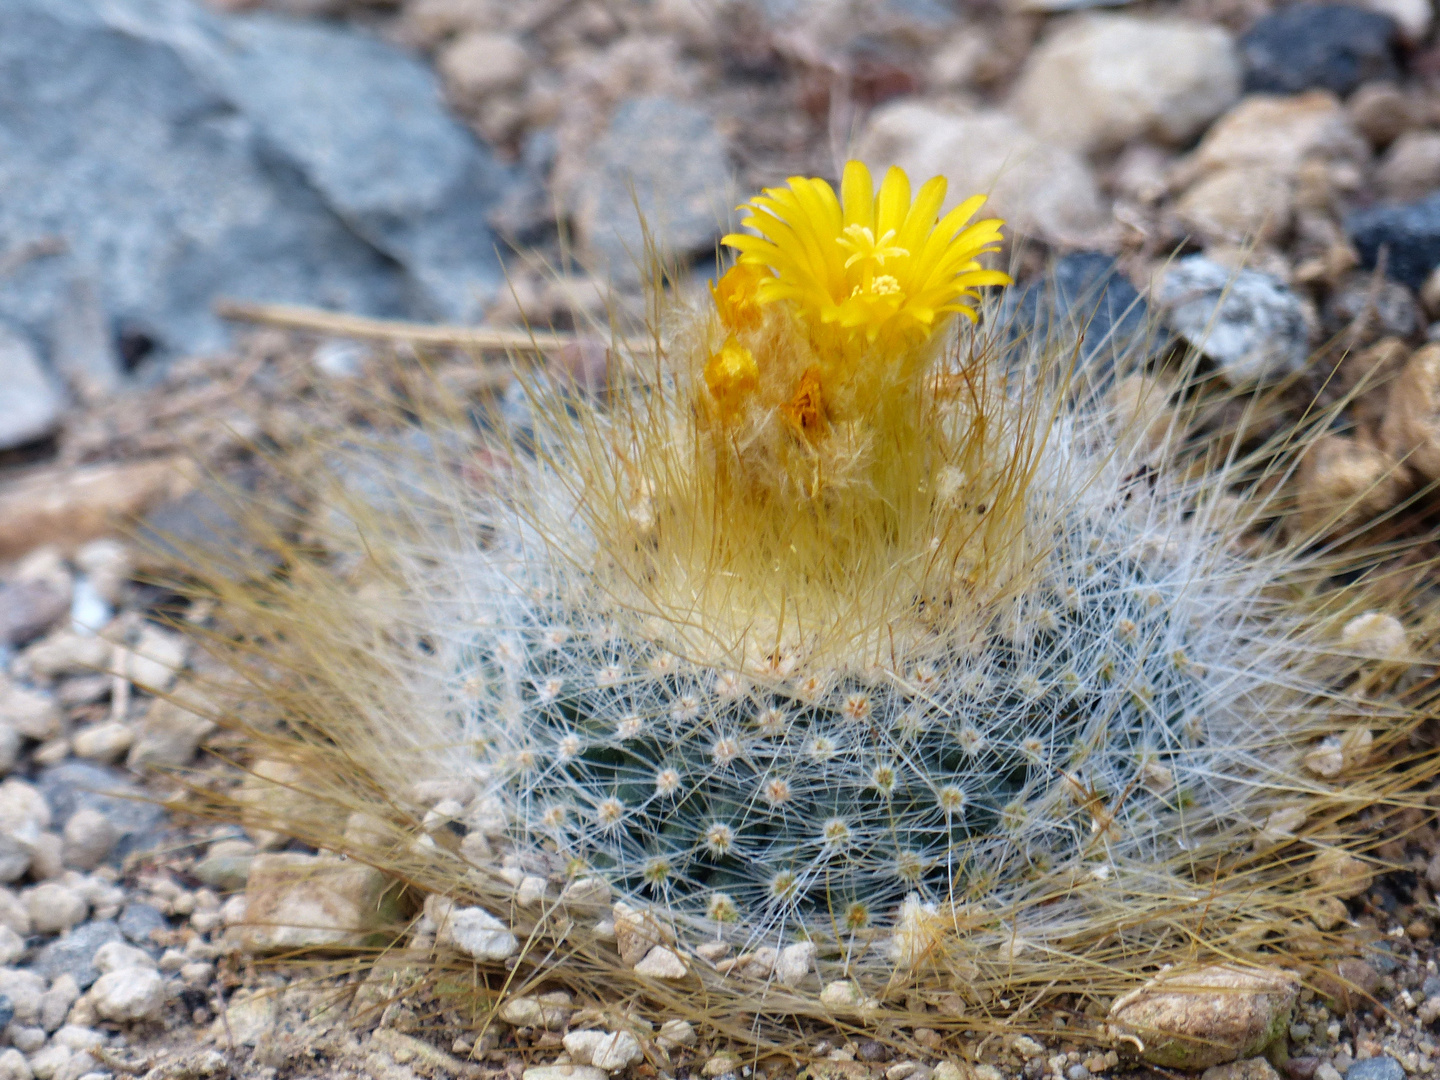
[1157,256,1310,383]
[1107,965,1299,1069]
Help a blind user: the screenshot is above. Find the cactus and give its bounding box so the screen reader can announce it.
[192,162,1434,1005]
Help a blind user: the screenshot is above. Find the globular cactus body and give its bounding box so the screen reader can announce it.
[205,162,1434,1002]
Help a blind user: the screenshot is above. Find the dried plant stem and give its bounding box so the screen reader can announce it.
[212,299,648,359]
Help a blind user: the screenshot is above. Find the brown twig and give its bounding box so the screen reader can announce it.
[214,299,605,355]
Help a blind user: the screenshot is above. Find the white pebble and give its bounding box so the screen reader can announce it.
[69,724,132,765]
[656,1019,696,1049]
[39,976,78,1033]
[89,967,166,1022]
[590,1031,643,1072]
[0,926,24,967]
[774,941,815,988]
[92,942,155,974]
[0,1048,31,1080]
[49,1030,100,1056]
[429,898,518,961]
[25,1045,68,1080]
[61,812,117,873]
[562,1031,605,1064]
[8,1028,44,1054]
[0,969,48,1024]
[1340,611,1409,661]
[26,885,87,936]
[179,962,213,987]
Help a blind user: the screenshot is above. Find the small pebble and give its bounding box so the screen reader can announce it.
[1345,1058,1405,1080]
[26,886,87,936]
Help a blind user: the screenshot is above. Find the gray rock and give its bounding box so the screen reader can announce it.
[116,903,168,949]
[50,278,122,406]
[1241,4,1398,96]
[36,763,167,857]
[1157,255,1310,384]
[29,920,123,990]
[0,995,11,1031]
[573,97,733,284]
[0,0,519,367]
[1346,1058,1404,1080]
[0,323,63,451]
[201,12,511,322]
[0,582,71,649]
[194,854,253,893]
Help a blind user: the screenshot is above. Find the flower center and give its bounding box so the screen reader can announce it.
[852,275,901,298]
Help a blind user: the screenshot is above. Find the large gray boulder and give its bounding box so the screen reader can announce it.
[0,0,516,377]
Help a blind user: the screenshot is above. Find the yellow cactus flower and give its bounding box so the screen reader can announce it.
[722,161,1010,349]
[703,335,759,412]
[710,261,770,333]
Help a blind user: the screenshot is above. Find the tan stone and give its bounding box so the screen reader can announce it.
[1008,15,1240,155]
[126,695,216,769]
[499,991,573,1030]
[1176,92,1369,188]
[1174,166,1292,245]
[1201,1056,1281,1080]
[0,459,193,562]
[237,758,346,847]
[0,682,60,741]
[1381,344,1440,481]
[1340,612,1408,661]
[856,101,1107,244]
[1107,965,1299,1069]
[1310,850,1374,899]
[611,900,673,965]
[1348,82,1416,149]
[241,853,401,951]
[632,945,687,979]
[437,31,531,106]
[1294,434,1406,542]
[1377,131,1440,200]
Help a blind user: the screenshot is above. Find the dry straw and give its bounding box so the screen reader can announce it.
[176,162,1440,1051]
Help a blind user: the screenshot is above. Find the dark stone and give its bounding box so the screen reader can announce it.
[1003,251,1159,387]
[0,0,523,368]
[118,902,170,948]
[857,1040,891,1063]
[1324,271,1421,342]
[29,920,123,989]
[1286,1056,1321,1080]
[1346,1057,1406,1080]
[0,581,70,648]
[1241,5,1399,97]
[1348,192,1440,290]
[36,762,168,856]
[0,994,12,1030]
[1363,940,1402,975]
